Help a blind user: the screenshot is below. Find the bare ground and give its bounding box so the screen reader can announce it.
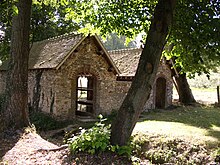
[1,89,219,164]
[0,130,132,165]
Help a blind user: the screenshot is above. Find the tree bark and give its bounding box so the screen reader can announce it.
[4,0,32,129]
[174,73,196,104]
[167,58,196,105]
[110,0,176,146]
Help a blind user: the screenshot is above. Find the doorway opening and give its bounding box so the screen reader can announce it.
[155,77,166,109]
[76,75,95,116]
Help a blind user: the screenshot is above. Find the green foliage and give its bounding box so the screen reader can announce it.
[68,114,111,154]
[116,145,133,156]
[65,0,155,38]
[0,1,81,59]
[29,111,68,131]
[167,0,220,77]
[102,33,136,51]
[66,0,220,77]
[30,2,80,42]
[68,114,133,156]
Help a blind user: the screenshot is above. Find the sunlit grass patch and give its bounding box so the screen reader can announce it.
[134,106,220,147]
[134,121,218,146]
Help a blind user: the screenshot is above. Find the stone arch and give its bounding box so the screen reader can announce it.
[68,65,101,80]
[155,76,167,109]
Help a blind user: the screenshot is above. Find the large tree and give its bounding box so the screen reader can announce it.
[67,0,176,145]
[110,0,176,145]
[66,0,219,144]
[3,0,32,128]
[0,0,82,128]
[165,0,220,104]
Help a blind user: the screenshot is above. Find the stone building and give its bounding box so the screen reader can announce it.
[0,33,173,120]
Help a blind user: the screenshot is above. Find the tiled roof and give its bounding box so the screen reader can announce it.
[29,33,84,69]
[0,33,120,74]
[0,33,84,70]
[1,33,141,76]
[109,48,142,76]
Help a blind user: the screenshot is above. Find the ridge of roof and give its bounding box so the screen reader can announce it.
[108,47,142,54]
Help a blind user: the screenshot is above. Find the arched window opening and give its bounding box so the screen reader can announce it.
[76,74,95,116]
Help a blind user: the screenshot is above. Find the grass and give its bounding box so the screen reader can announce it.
[134,106,220,147]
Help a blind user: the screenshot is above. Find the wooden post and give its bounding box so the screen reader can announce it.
[217,86,220,105]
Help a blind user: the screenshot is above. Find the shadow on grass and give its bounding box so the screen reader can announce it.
[139,105,220,143]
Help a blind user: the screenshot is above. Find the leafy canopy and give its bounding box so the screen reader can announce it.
[66,0,220,77]
[1,0,219,77]
[0,0,81,59]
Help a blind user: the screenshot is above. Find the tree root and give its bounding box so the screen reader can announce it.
[37,144,68,152]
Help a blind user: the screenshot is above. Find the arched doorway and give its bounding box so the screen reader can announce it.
[76,74,96,116]
[155,77,166,109]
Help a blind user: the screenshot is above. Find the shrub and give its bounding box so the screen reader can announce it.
[68,114,111,154]
[68,114,133,156]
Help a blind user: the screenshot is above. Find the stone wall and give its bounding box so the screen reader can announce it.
[99,80,131,115]
[98,62,173,114]
[153,62,173,109]
[56,37,117,119]
[28,69,58,116]
[0,37,173,120]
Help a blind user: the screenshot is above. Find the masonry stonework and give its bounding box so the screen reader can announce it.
[0,34,173,120]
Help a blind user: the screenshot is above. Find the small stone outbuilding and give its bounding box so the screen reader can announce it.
[0,33,173,120]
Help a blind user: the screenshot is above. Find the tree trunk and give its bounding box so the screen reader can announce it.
[110,0,176,146]
[4,0,32,129]
[167,58,196,105]
[174,73,196,104]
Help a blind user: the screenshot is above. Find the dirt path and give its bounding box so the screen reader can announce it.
[0,130,132,165]
[1,132,69,165]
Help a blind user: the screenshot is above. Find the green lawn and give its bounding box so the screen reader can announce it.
[134,106,220,147]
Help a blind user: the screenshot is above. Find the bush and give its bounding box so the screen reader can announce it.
[68,114,133,156]
[68,115,111,154]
